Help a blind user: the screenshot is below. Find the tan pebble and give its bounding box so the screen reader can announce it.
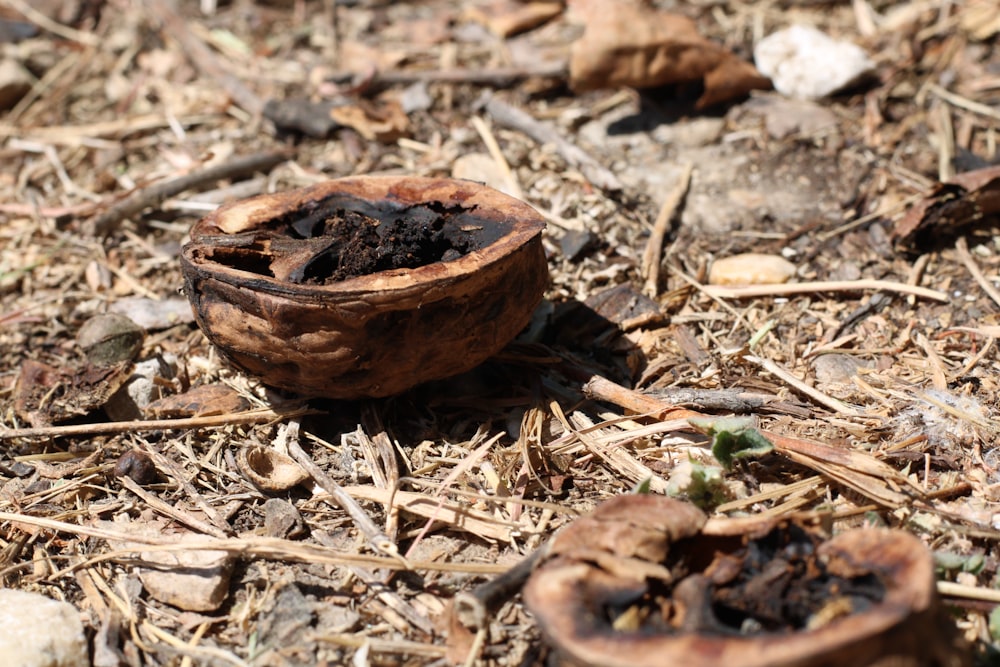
[708,253,796,286]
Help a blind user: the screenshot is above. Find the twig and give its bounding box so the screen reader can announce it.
[0,0,99,45]
[742,355,863,417]
[331,62,567,88]
[119,477,231,539]
[485,96,623,193]
[285,421,402,561]
[0,406,310,441]
[937,581,1000,603]
[471,116,523,199]
[926,82,1000,123]
[955,236,1000,310]
[87,148,293,235]
[702,278,948,302]
[642,163,692,296]
[148,0,264,115]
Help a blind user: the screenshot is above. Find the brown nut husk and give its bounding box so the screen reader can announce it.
[180,176,548,399]
[523,495,970,667]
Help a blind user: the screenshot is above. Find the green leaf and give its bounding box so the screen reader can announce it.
[689,416,774,469]
[666,459,727,509]
[989,606,1000,644]
[631,476,653,494]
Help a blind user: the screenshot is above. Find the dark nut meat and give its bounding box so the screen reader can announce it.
[180,176,548,399]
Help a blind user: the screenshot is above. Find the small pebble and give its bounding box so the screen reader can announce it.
[263,498,307,540]
[113,450,158,485]
[77,313,145,367]
[708,253,796,286]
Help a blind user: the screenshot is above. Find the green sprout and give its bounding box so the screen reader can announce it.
[688,415,775,469]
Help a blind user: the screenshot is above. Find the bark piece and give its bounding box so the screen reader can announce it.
[181,176,548,399]
[891,164,1000,252]
[14,359,133,427]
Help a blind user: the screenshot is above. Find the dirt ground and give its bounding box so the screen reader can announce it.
[2,0,1000,665]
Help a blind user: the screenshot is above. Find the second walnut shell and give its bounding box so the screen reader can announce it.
[180,176,548,399]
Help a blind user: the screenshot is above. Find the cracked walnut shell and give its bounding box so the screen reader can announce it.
[180,176,548,399]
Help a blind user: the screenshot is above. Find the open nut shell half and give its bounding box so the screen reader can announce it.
[180,176,548,399]
[523,495,969,667]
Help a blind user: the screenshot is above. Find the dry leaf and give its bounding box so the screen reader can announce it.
[329,97,410,142]
[145,383,250,419]
[568,0,770,107]
[464,0,563,38]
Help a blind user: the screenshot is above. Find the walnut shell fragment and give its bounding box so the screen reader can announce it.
[180,176,548,399]
[523,495,969,667]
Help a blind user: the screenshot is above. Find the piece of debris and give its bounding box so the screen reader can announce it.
[118,528,234,612]
[891,164,1000,251]
[754,25,875,100]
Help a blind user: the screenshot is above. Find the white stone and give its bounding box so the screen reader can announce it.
[0,589,88,667]
[754,25,875,100]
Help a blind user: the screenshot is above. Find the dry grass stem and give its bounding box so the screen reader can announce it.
[703,279,949,301]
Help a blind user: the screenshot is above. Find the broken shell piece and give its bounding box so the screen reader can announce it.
[708,253,796,286]
[237,446,310,491]
[523,495,970,667]
[180,176,548,399]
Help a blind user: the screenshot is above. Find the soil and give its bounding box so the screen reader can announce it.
[283,205,480,283]
[206,200,501,283]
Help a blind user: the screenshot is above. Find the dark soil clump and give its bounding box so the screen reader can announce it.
[292,207,478,283]
[203,198,506,284]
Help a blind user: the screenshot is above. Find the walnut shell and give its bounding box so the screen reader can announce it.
[180,176,548,399]
[523,496,970,667]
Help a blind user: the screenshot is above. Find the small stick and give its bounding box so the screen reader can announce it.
[452,548,545,629]
[285,421,402,561]
[742,355,862,416]
[471,116,523,199]
[0,406,310,441]
[88,148,293,235]
[642,164,692,296]
[955,236,1000,310]
[1,0,99,45]
[485,96,623,193]
[702,279,948,302]
[119,477,231,539]
[331,62,567,89]
[583,374,917,506]
[926,83,1000,123]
